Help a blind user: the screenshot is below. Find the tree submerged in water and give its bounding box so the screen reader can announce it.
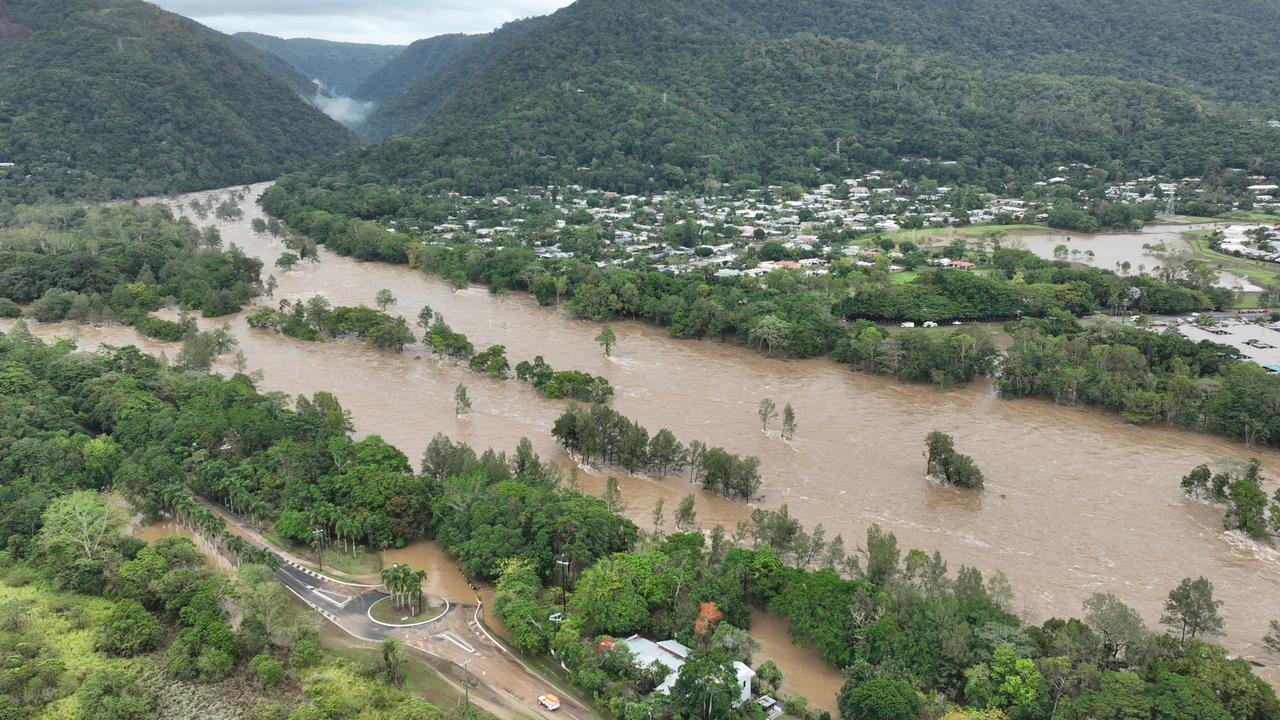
[925,431,984,489]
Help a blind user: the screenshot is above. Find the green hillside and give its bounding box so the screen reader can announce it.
[235,32,404,96]
[354,18,547,139]
[304,0,1280,193]
[0,0,353,205]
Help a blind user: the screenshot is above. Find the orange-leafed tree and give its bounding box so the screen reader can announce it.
[693,601,723,643]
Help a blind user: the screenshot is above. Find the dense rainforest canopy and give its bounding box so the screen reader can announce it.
[300,0,1280,193]
[0,0,352,206]
[234,32,405,97]
[352,18,548,140]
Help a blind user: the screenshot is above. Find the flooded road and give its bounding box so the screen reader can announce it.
[11,184,1280,687]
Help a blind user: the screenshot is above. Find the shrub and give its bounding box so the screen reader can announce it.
[838,678,921,720]
[289,629,324,669]
[133,316,188,342]
[250,654,286,689]
[95,600,161,657]
[77,668,153,720]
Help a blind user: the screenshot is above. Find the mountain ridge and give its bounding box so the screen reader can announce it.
[234,32,405,97]
[312,0,1280,193]
[0,0,353,205]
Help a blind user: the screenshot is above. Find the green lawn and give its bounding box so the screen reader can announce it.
[889,270,919,284]
[315,619,504,719]
[1184,231,1279,287]
[369,596,446,625]
[889,223,1041,244]
[1222,210,1280,223]
[264,529,383,579]
[1236,293,1262,309]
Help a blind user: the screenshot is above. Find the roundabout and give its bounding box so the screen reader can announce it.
[366,592,449,627]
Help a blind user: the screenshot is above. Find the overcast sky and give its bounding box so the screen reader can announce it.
[151,0,574,45]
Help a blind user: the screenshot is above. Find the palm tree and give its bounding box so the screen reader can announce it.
[408,569,428,614]
[381,562,409,610]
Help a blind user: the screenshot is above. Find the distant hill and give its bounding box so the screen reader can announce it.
[222,32,327,99]
[0,0,352,205]
[235,32,404,97]
[354,18,546,139]
[318,0,1280,193]
[353,33,481,106]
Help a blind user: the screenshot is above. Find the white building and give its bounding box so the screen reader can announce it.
[619,636,754,706]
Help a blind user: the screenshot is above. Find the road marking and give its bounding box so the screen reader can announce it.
[436,631,476,653]
[312,588,352,608]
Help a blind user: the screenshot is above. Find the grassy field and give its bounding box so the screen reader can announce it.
[264,529,383,579]
[1222,210,1280,223]
[889,223,1041,244]
[889,270,920,284]
[369,596,446,625]
[1185,230,1279,286]
[1236,293,1262,309]
[314,617,501,719]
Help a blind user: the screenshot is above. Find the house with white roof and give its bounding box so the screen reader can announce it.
[618,635,754,706]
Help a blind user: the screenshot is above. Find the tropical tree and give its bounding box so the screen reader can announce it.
[675,493,698,531]
[416,304,434,329]
[38,490,121,561]
[758,398,778,432]
[381,562,409,611]
[1161,576,1224,642]
[375,288,396,310]
[1083,592,1147,666]
[595,324,617,356]
[454,384,472,416]
[838,677,921,720]
[275,252,299,271]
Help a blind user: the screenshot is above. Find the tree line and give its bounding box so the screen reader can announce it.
[998,315,1280,447]
[516,355,615,403]
[0,202,262,322]
[247,294,417,352]
[492,495,1274,720]
[1182,459,1280,540]
[551,404,762,501]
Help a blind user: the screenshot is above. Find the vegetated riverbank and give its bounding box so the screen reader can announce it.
[7,183,1280,688]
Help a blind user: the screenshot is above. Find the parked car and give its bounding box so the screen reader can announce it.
[539,694,561,711]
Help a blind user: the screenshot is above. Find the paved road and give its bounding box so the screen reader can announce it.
[204,501,597,720]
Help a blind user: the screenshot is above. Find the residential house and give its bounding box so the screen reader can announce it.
[618,636,754,706]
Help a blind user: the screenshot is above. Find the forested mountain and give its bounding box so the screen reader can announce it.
[0,0,352,205]
[235,32,404,96]
[354,18,547,139]
[221,31,325,99]
[322,0,1280,193]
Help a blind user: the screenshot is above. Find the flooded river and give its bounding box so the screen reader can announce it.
[10,185,1280,687]
[128,518,234,571]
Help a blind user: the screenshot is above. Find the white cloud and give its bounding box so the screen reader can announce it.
[151,0,573,44]
[309,82,375,127]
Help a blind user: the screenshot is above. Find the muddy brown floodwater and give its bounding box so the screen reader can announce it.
[128,519,234,571]
[9,184,1280,691]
